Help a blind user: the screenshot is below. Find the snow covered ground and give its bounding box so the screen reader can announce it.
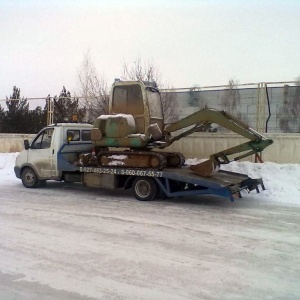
[0,153,300,299]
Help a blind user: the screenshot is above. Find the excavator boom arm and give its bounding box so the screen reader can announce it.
[165,108,263,141]
[162,108,273,174]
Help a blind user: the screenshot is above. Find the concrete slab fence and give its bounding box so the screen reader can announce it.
[1,133,300,164]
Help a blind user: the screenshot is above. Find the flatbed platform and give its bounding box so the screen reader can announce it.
[78,165,264,201]
[56,141,266,201]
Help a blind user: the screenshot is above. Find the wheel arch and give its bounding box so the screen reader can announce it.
[124,176,136,190]
[20,163,42,180]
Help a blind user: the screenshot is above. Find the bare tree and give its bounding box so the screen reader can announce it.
[160,89,179,124]
[292,77,300,121]
[221,79,241,115]
[121,57,179,124]
[122,57,162,83]
[279,77,300,132]
[78,52,109,122]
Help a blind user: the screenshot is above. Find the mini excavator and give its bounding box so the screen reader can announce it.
[90,80,273,177]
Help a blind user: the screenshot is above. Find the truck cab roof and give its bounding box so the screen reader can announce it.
[47,123,93,129]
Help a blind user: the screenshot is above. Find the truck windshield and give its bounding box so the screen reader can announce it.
[31,128,54,149]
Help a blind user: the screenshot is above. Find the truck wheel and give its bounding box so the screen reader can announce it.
[132,177,158,201]
[21,167,39,188]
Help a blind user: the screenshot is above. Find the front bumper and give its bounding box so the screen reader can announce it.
[14,166,21,179]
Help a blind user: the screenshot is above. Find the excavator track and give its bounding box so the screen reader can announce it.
[97,150,167,170]
[96,150,185,170]
[163,152,185,168]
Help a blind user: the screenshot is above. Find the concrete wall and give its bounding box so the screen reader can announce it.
[1,133,300,164]
[164,133,300,164]
[0,134,34,153]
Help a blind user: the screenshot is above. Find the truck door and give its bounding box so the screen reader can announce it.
[28,128,55,178]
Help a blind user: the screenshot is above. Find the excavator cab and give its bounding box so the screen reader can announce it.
[110,80,164,135]
[92,81,164,148]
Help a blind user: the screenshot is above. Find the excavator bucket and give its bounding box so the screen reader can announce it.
[189,159,220,177]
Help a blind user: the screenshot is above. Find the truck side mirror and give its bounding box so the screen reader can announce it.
[24,139,30,150]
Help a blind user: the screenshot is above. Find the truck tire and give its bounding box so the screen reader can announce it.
[21,167,40,188]
[132,177,158,201]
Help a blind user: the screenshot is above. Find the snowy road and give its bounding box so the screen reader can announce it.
[1,178,299,299]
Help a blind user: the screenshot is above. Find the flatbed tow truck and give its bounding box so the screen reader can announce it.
[54,136,265,202]
[15,80,272,202]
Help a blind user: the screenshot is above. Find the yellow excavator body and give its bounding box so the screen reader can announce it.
[91,80,273,176]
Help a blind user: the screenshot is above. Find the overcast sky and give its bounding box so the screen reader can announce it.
[1,0,300,102]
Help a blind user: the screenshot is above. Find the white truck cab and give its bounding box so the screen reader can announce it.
[15,123,93,187]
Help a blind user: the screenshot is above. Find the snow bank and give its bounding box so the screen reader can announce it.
[186,159,300,205]
[0,152,19,178]
[222,161,300,205]
[2,154,300,205]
